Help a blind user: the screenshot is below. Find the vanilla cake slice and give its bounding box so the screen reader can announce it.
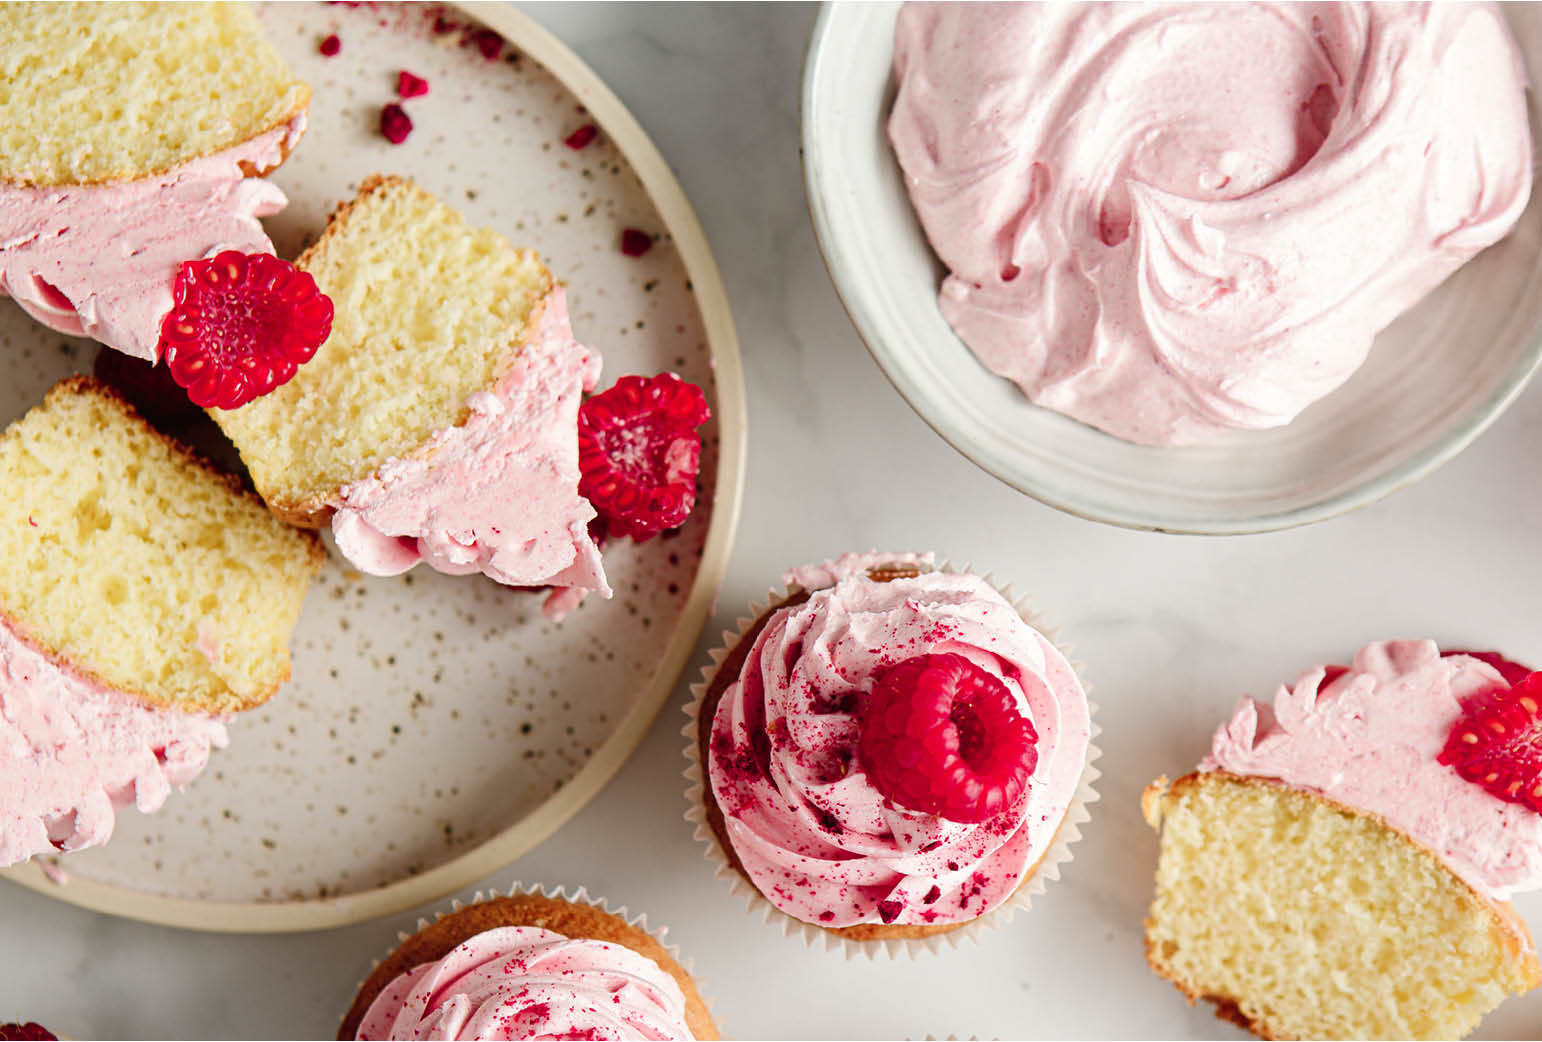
[211,175,610,615]
[0,377,323,714]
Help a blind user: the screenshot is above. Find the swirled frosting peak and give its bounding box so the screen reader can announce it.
[354,926,696,1041]
[707,560,1090,927]
[888,2,1533,444]
[1202,640,1542,901]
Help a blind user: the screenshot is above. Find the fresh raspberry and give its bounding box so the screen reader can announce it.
[1444,648,1533,686]
[318,34,341,57]
[93,348,200,429]
[620,228,653,257]
[380,102,413,144]
[577,373,709,541]
[158,251,333,410]
[859,653,1038,823]
[397,70,429,99]
[1439,670,1542,811]
[565,123,598,150]
[0,1025,56,1041]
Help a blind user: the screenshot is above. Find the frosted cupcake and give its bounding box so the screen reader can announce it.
[687,552,1096,949]
[340,888,716,1040]
[1144,640,1542,1039]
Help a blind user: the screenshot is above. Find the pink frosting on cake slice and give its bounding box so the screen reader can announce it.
[330,288,610,620]
[0,619,228,867]
[1202,639,1542,901]
[0,116,305,361]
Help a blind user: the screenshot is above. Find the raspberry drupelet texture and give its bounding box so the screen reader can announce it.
[158,251,333,410]
[860,652,1039,823]
[577,372,710,541]
[1440,669,1542,812]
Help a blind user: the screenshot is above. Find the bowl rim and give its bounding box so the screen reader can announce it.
[800,1,1542,535]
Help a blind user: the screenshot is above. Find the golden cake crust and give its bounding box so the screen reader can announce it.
[1142,770,1542,1040]
[337,894,718,1041]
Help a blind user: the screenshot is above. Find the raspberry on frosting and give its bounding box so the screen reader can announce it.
[704,561,1091,929]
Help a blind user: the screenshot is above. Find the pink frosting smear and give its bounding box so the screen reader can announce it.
[354,924,696,1041]
[331,288,610,621]
[888,3,1533,445]
[707,559,1091,928]
[1202,639,1542,901]
[0,619,228,868]
[0,116,305,361]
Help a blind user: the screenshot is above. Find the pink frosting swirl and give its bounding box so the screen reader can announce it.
[1202,639,1542,901]
[0,619,228,867]
[0,116,304,361]
[330,288,610,620]
[707,558,1090,927]
[354,925,696,1041]
[888,3,1532,444]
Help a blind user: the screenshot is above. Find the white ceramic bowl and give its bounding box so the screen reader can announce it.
[802,2,1542,534]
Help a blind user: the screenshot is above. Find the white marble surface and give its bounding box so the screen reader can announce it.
[5,3,1542,1038]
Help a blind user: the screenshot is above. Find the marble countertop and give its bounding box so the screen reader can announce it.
[5,3,1542,1039]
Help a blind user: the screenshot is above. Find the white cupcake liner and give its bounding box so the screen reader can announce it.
[681,558,1102,960]
[347,880,719,1038]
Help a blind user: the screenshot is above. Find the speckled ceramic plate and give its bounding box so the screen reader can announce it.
[0,2,745,932]
[804,2,1542,534]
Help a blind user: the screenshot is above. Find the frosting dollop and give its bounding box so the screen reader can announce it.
[354,925,696,1041]
[0,116,305,361]
[888,2,1533,444]
[1202,639,1542,901]
[0,619,228,867]
[707,560,1090,927]
[331,288,610,620]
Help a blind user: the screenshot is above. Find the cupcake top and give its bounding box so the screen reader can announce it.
[1203,639,1542,901]
[354,924,696,1041]
[706,553,1091,929]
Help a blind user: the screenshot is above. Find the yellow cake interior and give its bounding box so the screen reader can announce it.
[211,175,554,517]
[0,1,307,186]
[0,378,321,713]
[1144,772,1538,1040]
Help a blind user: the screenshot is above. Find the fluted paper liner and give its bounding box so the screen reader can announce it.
[342,881,720,1039]
[681,558,1102,960]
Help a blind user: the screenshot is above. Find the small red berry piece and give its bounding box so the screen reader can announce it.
[577,373,710,541]
[620,228,654,257]
[93,348,200,428]
[380,102,413,144]
[565,123,598,150]
[1439,671,1542,811]
[0,1025,57,1041]
[1315,664,1348,693]
[319,34,341,57]
[859,653,1038,824]
[471,27,503,60]
[158,251,333,410]
[1444,649,1533,687]
[397,70,429,99]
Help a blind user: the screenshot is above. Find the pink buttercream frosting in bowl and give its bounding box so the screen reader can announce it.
[0,619,228,867]
[355,925,696,1041]
[704,555,1091,931]
[1202,639,1542,901]
[888,2,1532,445]
[330,288,610,620]
[0,115,305,362]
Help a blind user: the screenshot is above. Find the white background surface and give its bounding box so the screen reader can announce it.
[5,3,1542,1038]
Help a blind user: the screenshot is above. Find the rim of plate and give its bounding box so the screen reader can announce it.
[0,2,748,933]
[800,2,1542,536]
